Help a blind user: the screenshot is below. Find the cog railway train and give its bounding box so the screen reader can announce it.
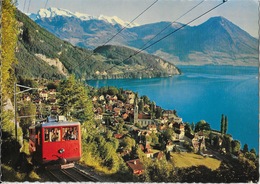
[29,116,82,169]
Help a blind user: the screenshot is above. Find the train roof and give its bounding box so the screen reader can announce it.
[29,116,80,129]
[30,121,80,129]
[42,121,80,127]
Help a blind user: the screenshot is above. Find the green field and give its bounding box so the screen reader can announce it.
[171,152,221,170]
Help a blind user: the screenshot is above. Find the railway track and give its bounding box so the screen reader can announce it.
[47,167,99,182]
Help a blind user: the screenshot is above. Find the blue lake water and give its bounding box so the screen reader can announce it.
[87,65,259,152]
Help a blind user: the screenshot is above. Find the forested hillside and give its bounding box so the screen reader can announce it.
[15,10,180,80]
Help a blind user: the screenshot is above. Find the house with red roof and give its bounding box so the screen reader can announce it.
[126,159,144,175]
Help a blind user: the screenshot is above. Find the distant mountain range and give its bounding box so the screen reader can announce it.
[29,8,258,66]
[15,10,180,80]
[29,7,138,28]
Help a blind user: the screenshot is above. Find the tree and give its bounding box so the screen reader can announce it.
[116,123,124,134]
[138,99,144,112]
[163,129,174,142]
[46,82,58,90]
[155,106,162,119]
[195,120,211,132]
[141,95,150,105]
[121,137,136,152]
[150,101,156,113]
[19,101,36,137]
[107,86,119,95]
[224,115,228,134]
[58,75,93,123]
[212,135,220,149]
[191,122,195,131]
[222,135,232,154]
[243,144,249,153]
[2,0,18,98]
[245,152,256,161]
[150,132,159,146]
[220,114,225,134]
[185,122,192,134]
[104,130,113,140]
[1,0,23,166]
[250,148,257,156]
[220,114,228,134]
[231,140,241,155]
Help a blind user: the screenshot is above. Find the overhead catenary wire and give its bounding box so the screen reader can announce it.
[97,0,159,48]
[122,0,228,63]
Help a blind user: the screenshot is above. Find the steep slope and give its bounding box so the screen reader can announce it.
[15,10,180,80]
[30,8,258,66]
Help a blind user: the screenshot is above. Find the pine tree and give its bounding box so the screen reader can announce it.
[224,115,228,134]
[220,114,225,134]
[243,144,249,153]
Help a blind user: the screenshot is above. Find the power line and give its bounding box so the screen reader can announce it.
[23,0,27,12]
[101,0,205,72]
[71,0,159,72]
[27,0,31,13]
[75,0,204,74]
[44,0,48,9]
[122,0,228,62]
[98,0,159,48]
[133,0,205,57]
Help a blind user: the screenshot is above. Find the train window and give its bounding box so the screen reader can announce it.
[62,127,78,141]
[44,128,61,142]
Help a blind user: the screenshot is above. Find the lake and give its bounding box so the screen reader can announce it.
[87,65,259,152]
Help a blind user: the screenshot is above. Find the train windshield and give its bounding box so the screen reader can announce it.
[62,126,78,141]
[44,128,61,142]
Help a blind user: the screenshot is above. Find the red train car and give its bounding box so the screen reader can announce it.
[29,116,81,168]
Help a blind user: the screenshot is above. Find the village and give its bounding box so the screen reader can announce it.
[18,80,225,176]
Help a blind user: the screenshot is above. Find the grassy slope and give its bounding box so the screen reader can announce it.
[171,152,221,170]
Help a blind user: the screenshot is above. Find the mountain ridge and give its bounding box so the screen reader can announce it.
[30,8,258,66]
[15,10,180,80]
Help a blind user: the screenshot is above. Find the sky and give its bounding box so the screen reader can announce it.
[16,0,259,38]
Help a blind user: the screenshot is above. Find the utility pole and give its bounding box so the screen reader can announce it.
[14,82,17,140]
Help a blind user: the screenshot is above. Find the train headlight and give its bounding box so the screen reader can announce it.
[58,148,65,154]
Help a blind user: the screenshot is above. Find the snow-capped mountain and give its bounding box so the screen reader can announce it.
[29,7,138,28]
